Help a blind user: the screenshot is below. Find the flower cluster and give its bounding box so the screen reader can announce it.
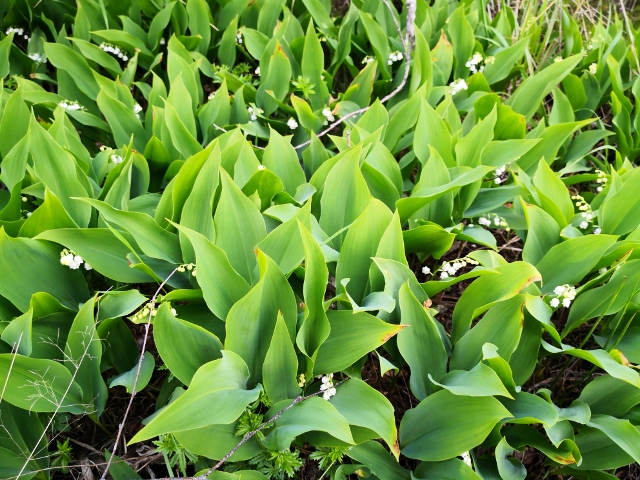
[594,169,608,192]
[58,100,83,111]
[60,249,92,270]
[549,285,577,309]
[449,79,468,96]
[6,27,29,40]
[110,154,123,164]
[28,52,45,63]
[247,105,263,121]
[362,56,375,64]
[465,52,485,74]
[461,451,473,468]
[475,214,509,230]
[421,266,431,275]
[571,194,596,230]
[133,103,143,119]
[387,51,403,65]
[236,32,243,44]
[254,66,260,75]
[177,263,197,277]
[287,117,299,130]
[588,63,598,75]
[554,56,563,63]
[319,374,336,400]
[586,34,605,51]
[99,43,129,61]
[130,302,177,323]
[438,257,479,279]
[493,165,508,184]
[297,373,306,387]
[322,108,335,124]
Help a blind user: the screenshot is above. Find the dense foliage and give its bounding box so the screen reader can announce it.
[1,0,640,478]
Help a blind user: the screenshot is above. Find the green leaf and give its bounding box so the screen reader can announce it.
[35,228,153,283]
[1,310,33,356]
[0,229,89,312]
[448,5,474,79]
[225,250,297,385]
[176,225,250,320]
[600,167,640,235]
[129,351,261,443]
[400,390,511,461]
[313,311,405,375]
[0,354,87,413]
[347,441,411,480]
[483,37,529,85]
[331,378,399,457]
[263,312,300,403]
[414,99,454,167]
[587,415,640,464]
[0,33,13,79]
[397,282,447,400]
[496,437,526,480]
[451,262,541,343]
[431,362,513,399]
[109,352,155,394]
[214,170,267,283]
[542,342,640,387]
[262,397,354,450]
[65,297,108,417]
[508,55,583,120]
[535,235,617,294]
[413,459,481,480]
[29,117,91,227]
[521,201,560,265]
[336,199,392,305]
[319,146,371,251]
[262,128,306,196]
[531,159,574,228]
[297,222,331,365]
[451,295,526,371]
[154,303,223,386]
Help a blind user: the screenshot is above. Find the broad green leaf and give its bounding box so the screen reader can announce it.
[0,354,87,413]
[587,415,640,464]
[297,222,331,364]
[400,390,510,461]
[29,118,91,227]
[531,159,574,227]
[331,378,399,457]
[214,170,267,283]
[600,167,640,235]
[177,225,250,320]
[154,303,223,386]
[319,147,371,250]
[508,55,583,120]
[431,362,513,399]
[414,98,454,167]
[263,312,300,403]
[451,295,525,371]
[35,228,153,284]
[262,128,306,196]
[225,250,297,385]
[542,341,640,387]
[129,351,261,443]
[336,199,392,305]
[65,297,107,417]
[448,5,474,79]
[1,310,33,356]
[397,283,447,400]
[0,229,89,312]
[413,459,481,480]
[521,201,560,265]
[109,352,155,394]
[535,235,617,294]
[483,37,529,85]
[496,437,526,480]
[262,397,354,450]
[347,441,411,480]
[313,311,405,374]
[451,262,541,343]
